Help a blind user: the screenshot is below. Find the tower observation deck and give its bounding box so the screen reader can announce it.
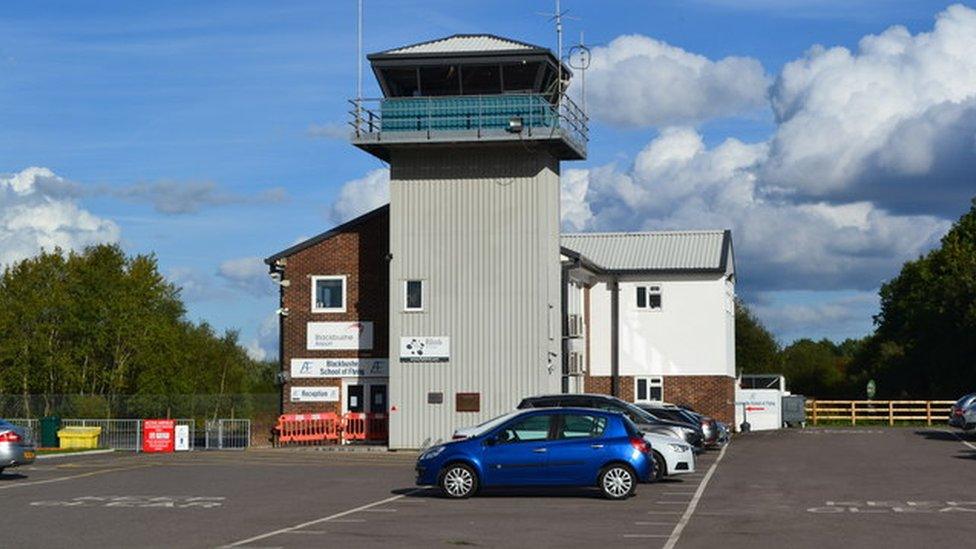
[350,34,587,161]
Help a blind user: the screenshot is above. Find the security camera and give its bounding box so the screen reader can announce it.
[276,307,290,317]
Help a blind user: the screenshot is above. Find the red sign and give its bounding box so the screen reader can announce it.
[142,419,176,453]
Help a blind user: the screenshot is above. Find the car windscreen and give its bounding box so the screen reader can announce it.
[466,410,524,437]
[623,402,665,424]
[956,394,976,407]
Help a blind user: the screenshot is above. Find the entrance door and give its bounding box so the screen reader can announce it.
[346,385,365,413]
[369,385,388,413]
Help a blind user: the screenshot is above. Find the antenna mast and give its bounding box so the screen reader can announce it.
[356,0,364,126]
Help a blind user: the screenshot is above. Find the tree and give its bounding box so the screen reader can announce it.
[780,339,849,397]
[735,298,781,374]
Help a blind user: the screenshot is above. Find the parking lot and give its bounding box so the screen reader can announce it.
[2,428,975,548]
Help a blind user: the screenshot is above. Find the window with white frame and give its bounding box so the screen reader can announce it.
[635,376,663,403]
[403,280,424,312]
[311,275,346,313]
[635,285,663,311]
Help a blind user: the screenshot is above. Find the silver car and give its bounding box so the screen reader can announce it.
[949,394,976,430]
[0,420,36,475]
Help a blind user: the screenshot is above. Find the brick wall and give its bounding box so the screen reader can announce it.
[582,374,735,425]
[278,209,389,415]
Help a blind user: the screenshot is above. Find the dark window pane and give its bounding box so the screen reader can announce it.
[498,415,551,443]
[649,386,663,401]
[636,286,647,308]
[637,378,648,400]
[315,278,344,309]
[559,414,607,439]
[502,62,540,92]
[406,280,423,309]
[383,68,420,97]
[461,64,501,94]
[419,65,460,96]
[648,292,662,309]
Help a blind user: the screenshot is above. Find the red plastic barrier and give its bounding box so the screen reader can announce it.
[343,413,367,442]
[366,413,388,442]
[275,413,339,446]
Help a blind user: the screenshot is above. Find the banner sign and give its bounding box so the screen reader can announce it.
[290,358,389,379]
[306,322,374,351]
[400,336,450,363]
[290,386,340,402]
[142,419,175,453]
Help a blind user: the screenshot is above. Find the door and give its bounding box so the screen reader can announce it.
[369,385,387,413]
[346,385,364,413]
[546,413,610,484]
[482,414,553,486]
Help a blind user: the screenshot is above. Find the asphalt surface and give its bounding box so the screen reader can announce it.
[1,428,974,548]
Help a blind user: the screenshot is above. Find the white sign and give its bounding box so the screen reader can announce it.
[291,386,340,402]
[734,389,783,431]
[175,425,190,452]
[306,321,373,351]
[290,358,389,379]
[400,336,450,363]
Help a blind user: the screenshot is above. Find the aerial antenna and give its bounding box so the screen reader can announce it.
[568,30,591,115]
[356,0,364,126]
[538,0,579,108]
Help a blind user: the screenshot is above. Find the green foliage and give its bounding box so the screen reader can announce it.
[735,298,781,374]
[0,244,272,418]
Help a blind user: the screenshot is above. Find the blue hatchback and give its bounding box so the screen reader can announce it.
[416,408,654,499]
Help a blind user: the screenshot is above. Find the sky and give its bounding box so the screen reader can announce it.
[2,0,974,359]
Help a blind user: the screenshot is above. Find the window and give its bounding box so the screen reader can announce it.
[558,414,607,439]
[496,415,552,444]
[636,285,662,311]
[311,275,346,313]
[635,376,664,403]
[403,280,424,312]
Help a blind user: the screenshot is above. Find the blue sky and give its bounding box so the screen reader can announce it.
[2,0,973,357]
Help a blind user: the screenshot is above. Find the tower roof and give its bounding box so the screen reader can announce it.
[375,34,545,57]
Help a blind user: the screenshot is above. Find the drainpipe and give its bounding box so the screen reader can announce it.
[560,263,570,394]
[610,278,619,398]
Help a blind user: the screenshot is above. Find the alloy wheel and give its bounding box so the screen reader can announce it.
[443,466,474,498]
[602,467,633,498]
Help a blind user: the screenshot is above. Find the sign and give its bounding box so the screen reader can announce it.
[400,336,450,363]
[142,419,175,453]
[734,389,783,431]
[175,425,190,451]
[290,386,340,402]
[866,380,877,399]
[306,322,373,351]
[290,358,388,379]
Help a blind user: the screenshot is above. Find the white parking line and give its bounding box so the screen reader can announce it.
[662,442,729,549]
[221,492,418,547]
[949,430,976,451]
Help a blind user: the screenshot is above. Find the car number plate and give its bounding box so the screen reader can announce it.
[23,451,35,460]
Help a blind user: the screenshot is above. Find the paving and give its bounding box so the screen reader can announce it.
[1,428,974,548]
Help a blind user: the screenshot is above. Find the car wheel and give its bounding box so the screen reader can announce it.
[652,452,666,481]
[439,463,478,499]
[599,464,637,500]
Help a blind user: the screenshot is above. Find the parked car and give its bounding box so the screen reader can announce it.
[517,394,705,452]
[417,408,654,499]
[455,412,695,482]
[714,421,731,445]
[0,420,36,475]
[636,402,719,447]
[949,393,976,430]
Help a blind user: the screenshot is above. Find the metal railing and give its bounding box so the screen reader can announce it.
[349,93,589,152]
[7,418,38,444]
[205,419,250,450]
[805,400,956,426]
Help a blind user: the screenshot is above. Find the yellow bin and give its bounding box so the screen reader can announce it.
[57,426,103,450]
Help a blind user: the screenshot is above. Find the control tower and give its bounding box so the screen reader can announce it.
[351,34,588,449]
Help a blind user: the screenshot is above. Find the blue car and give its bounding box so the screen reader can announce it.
[416,408,654,500]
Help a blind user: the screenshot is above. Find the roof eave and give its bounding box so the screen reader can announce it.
[265,204,389,265]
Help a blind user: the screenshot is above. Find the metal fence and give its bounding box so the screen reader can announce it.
[205,419,250,450]
[6,418,248,451]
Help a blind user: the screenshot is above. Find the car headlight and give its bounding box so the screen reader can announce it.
[669,443,689,453]
[419,446,445,461]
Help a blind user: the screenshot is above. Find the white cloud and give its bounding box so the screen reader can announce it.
[328,168,389,224]
[245,313,278,362]
[571,127,950,292]
[752,290,879,343]
[584,35,770,127]
[216,256,273,297]
[307,122,349,140]
[762,4,976,215]
[0,167,120,266]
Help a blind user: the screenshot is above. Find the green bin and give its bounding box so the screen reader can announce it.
[40,416,62,448]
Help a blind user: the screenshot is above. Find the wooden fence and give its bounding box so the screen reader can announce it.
[805,400,955,426]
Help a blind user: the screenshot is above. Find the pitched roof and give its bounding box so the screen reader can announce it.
[377,34,544,56]
[561,230,733,274]
[264,205,389,265]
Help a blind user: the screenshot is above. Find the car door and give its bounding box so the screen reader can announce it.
[545,413,610,485]
[482,413,554,486]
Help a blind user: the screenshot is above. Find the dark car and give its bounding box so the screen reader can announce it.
[416,408,654,500]
[518,394,704,451]
[636,403,720,447]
